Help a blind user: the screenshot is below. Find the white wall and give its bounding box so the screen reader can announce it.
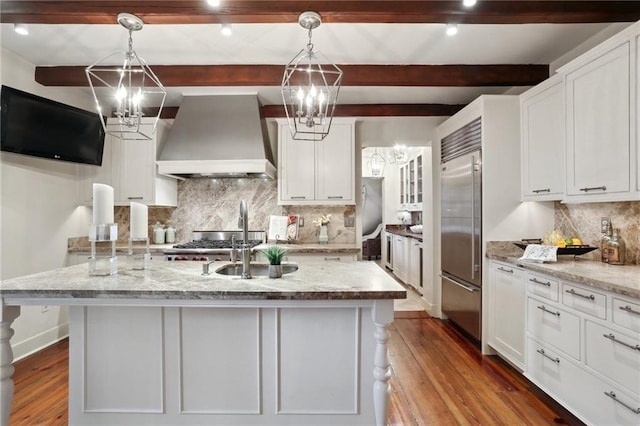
[1,48,94,359]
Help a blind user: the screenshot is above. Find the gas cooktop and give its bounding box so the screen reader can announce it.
[163,230,266,255]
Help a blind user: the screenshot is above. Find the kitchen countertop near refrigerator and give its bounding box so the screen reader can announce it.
[384,225,423,241]
[486,241,640,300]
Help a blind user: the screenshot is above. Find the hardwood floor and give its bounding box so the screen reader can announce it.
[10,316,583,425]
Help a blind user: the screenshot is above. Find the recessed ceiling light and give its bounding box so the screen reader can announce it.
[207,0,221,7]
[14,23,29,35]
[221,23,232,36]
[446,23,458,36]
[463,0,477,7]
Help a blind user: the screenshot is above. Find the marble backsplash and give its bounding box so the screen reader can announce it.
[108,178,356,245]
[554,201,640,264]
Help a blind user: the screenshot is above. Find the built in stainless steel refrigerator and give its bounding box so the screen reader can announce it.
[440,119,482,342]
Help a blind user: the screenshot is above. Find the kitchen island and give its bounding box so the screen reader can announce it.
[0,259,405,426]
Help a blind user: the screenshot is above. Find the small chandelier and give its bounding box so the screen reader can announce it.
[389,144,408,164]
[86,13,166,140]
[281,11,343,141]
[368,148,386,177]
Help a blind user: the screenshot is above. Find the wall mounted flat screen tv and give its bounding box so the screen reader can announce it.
[1,85,105,166]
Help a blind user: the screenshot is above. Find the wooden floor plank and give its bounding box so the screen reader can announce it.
[11,317,584,425]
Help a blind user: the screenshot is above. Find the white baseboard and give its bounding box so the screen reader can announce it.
[12,323,69,361]
[424,301,442,319]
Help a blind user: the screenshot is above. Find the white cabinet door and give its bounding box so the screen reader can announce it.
[407,240,422,294]
[521,75,565,200]
[279,130,315,202]
[415,153,423,210]
[278,120,355,205]
[488,261,526,369]
[392,235,407,283]
[399,164,407,210]
[315,123,354,202]
[119,138,154,203]
[566,41,631,199]
[78,120,177,206]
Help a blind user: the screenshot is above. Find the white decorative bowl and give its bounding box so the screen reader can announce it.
[409,225,423,234]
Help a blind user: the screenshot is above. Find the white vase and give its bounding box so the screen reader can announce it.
[268,264,282,278]
[319,225,328,244]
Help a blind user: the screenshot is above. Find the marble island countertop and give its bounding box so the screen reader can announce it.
[486,241,640,300]
[0,259,405,302]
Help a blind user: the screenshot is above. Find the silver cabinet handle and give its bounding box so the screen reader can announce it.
[604,391,640,414]
[532,188,551,193]
[324,257,341,261]
[529,277,551,287]
[579,186,606,192]
[290,196,306,199]
[603,333,640,351]
[620,305,640,316]
[537,305,560,317]
[565,288,595,300]
[536,348,560,364]
[327,196,343,199]
[497,266,513,274]
[127,196,144,200]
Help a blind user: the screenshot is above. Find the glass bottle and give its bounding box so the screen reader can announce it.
[607,228,626,265]
[600,222,612,263]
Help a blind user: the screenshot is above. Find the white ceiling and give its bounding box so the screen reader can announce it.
[0,21,625,107]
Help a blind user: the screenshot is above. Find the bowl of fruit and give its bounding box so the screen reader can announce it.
[515,232,597,256]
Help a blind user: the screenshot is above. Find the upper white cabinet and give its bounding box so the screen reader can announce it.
[520,21,640,203]
[278,119,355,205]
[557,21,639,202]
[565,41,631,200]
[520,74,565,201]
[78,119,178,206]
[398,148,424,212]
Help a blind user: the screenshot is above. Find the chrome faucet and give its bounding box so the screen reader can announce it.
[239,200,252,279]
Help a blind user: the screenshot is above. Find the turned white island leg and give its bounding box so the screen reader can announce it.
[372,300,394,426]
[0,303,20,426]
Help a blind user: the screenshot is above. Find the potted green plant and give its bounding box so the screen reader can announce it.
[260,245,289,278]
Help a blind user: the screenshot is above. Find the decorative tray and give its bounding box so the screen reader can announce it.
[514,242,598,256]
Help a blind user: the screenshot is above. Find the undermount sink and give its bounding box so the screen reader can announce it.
[215,263,299,277]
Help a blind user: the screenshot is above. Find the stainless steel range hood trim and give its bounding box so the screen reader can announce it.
[156,159,276,179]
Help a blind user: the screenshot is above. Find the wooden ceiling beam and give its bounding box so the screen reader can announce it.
[2,1,639,25]
[36,64,549,88]
[143,103,465,119]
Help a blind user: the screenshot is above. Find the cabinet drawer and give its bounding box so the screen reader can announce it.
[527,297,580,360]
[585,320,640,397]
[562,283,607,319]
[526,272,559,302]
[527,336,640,426]
[613,298,640,334]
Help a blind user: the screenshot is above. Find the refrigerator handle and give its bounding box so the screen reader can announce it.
[470,155,476,280]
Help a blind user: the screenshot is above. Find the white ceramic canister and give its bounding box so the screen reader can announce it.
[165,226,176,244]
[153,222,166,244]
